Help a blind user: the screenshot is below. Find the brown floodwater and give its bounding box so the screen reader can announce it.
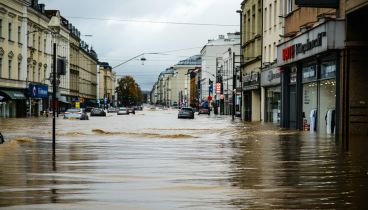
[0,109,367,209]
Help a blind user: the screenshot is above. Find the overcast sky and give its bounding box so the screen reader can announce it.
[40,0,241,90]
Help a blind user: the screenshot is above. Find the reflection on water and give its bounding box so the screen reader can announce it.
[0,109,367,209]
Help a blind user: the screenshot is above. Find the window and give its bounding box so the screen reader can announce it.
[32,34,35,48]
[44,66,47,83]
[287,0,292,14]
[38,35,41,50]
[18,26,21,43]
[269,4,272,30]
[0,58,2,77]
[18,61,21,80]
[274,0,277,26]
[38,65,41,82]
[44,37,46,52]
[33,65,35,82]
[8,22,12,41]
[0,19,2,37]
[264,8,267,32]
[8,59,12,79]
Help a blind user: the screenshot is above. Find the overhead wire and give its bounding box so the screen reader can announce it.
[66,16,239,27]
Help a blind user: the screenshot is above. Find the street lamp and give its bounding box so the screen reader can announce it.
[48,14,61,156]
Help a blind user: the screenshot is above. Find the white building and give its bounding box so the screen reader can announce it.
[200,33,240,103]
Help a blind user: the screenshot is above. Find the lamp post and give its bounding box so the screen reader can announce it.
[48,14,61,157]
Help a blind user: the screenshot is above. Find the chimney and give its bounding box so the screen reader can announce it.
[39,4,45,13]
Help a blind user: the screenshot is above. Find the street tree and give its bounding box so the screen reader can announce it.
[116,76,143,107]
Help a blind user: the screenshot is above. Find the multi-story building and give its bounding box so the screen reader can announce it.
[0,0,29,117]
[337,0,368,143]
[200,33,240,105]
[217,42,240,115]
[27,2,54,116]
[276,1,343,138]
[260,0,283,123]
[173,55,201,107]
[68,23,98,109]
[240,0,263,121]
[98,62,116,108]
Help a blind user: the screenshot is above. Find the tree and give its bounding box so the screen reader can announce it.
[116,76,143,107]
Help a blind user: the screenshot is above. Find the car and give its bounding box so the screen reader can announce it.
[107,107,117,113]
[198,108,210,115]
[90,108,106,116]
[178,107,195,119]
[63,108,89,120]
[117,107,129,115]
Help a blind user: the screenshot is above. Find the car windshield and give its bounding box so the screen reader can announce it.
[119,107,126,110]
[181,108,193,112]
[66,109,80,113]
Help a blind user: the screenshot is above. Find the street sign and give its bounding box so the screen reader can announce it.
[216,83,221,94]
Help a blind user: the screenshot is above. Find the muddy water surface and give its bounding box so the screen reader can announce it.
[0,109,368,209]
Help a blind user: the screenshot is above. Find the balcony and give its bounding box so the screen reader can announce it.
[284,7,336,38]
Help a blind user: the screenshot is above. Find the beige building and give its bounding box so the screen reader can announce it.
[98,62,116,107]
[0,0,29,117]
[69,24,98,108]
[260,0,283,123]
[240,0,262,121]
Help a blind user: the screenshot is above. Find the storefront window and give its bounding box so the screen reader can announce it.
[265,86,281,123]
[302,63,317,83]
[320,60,336,79]
[319,79,336,135]
[303,82,318,131]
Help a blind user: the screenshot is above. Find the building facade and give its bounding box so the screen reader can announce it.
[68,23,98,109]
[260,0,283,123]
[98,62,116,108]
[240,0,262,121]
[200,33,240,105]
[0,0,29,117]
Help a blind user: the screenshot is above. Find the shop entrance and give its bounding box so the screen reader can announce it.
[243,91,252,121]
[289,85,297,129]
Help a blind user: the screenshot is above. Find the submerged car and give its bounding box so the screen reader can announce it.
[90,108,106,116]
[117,107,129,115]
[178,107,195,119]
[63,108,89,120]
[107,107,117,113]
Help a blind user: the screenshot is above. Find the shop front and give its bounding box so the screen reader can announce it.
[242,71,260,121]
[28,84,49,116]
[261,67,281,124]
[277,20,344,136]
[0,88,27,118]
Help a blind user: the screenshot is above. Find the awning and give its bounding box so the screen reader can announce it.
[0,90,26,100]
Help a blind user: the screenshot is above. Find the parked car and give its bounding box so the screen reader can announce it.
[90,108,106,116]
[63,108,89,120]
[117,107,129,115]
[198,108,210,115]
[178,107,195,119]
[107,107,117,113]
[85,107,94,112]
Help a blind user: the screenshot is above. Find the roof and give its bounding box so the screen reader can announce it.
[177,55,201,65]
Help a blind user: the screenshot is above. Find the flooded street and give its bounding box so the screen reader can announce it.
[1,109,368,209]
